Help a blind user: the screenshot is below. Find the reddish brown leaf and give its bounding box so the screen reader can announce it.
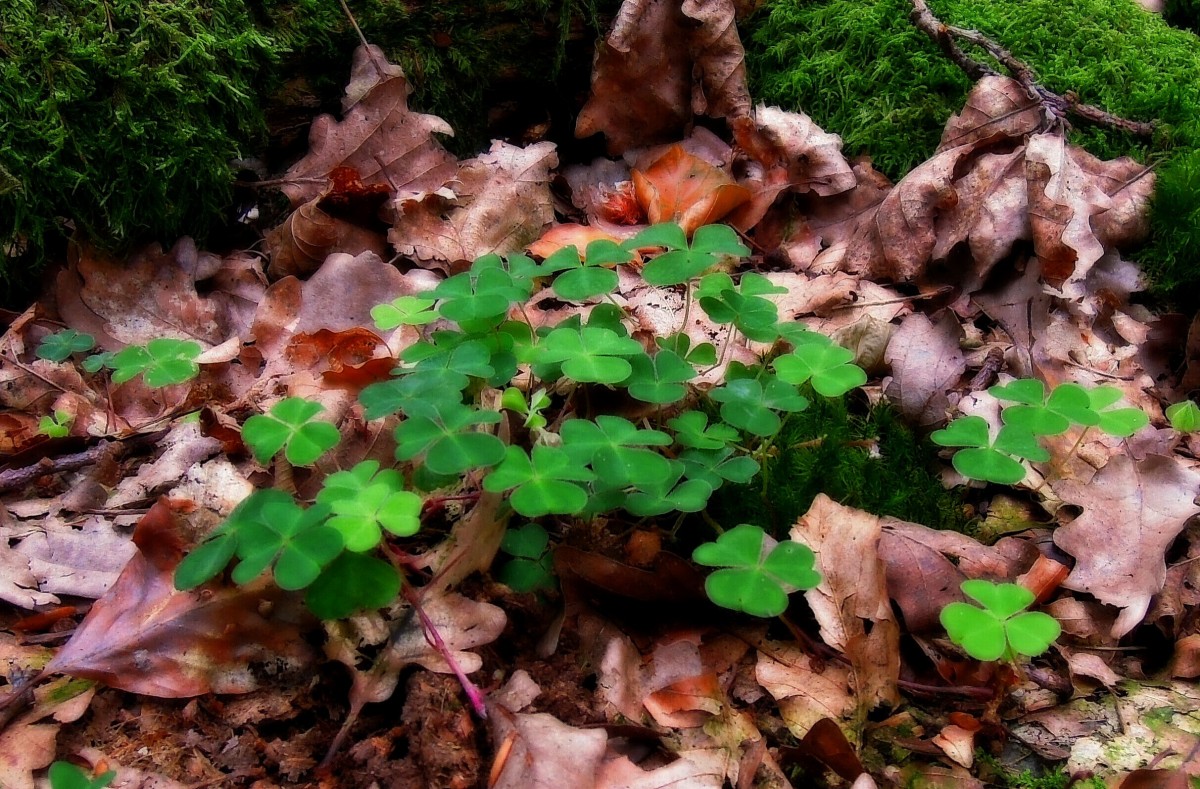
[527,224,623,260]
[281,45,455,208]
[45,499,316,697]
[264,199,387,280]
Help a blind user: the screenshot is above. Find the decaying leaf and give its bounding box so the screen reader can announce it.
[1053,454,1200,638]
[791,495,900,711]
[575,0,750,154]
[264,198,387,280]
[883,311,966,427]
[45,499,317,697]
[488,707,608,789]
[390,140,558,269]
[280,45,456,207]
[632,144,751,233]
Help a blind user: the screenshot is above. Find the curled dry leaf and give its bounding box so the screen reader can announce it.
[753,105,856,199]
[575,0,750,154]
[280,45,456,208]
[791,495,900,710]
[265,200,387,280]
[390,140,559,269]
[632,144,751,234]
[1053,454,1200,638]
[45,499,317,697]
[936,75,1045,152]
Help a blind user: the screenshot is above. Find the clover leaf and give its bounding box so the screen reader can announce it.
[656,333,718,366]
[501,386,552,430]
[37,329,96,362]
[708,375,809,437]
[305,552,401,619]
[242,397,341,466]
[697,272,784,343]
[483,445,594,516]
[692,524,821,617]
[940,580,1061,662]
[543,240,632,301]
[230,497,342,590]
[625,349,695,404]
[679,446,760,489]
[992,380,1097,436]
[626,223,749,286]
[38,409,73,438]
[1087,385,1150,437]
[772,343,867,397]
[432,259,530,330]
[316,460,422,551]
[560,415,674,487]
[371,295,439,329]
[537,325,644,384]
[668,410,739,450]
[1168,400,1200,432]
[48,761,116,789]
[110,338,202,387]
[623,462,714,516]
[497,523,556,593]
[931,416,1048,485]
[394,400,505,474]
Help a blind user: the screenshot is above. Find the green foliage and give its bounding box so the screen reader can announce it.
[39,409,73,438]
[1168,400,1200,432]
[242,397,340,466]
[932,416,1049,485]
[109,338,203,388]
[48,762,116,789]
[940,580,1061,661]
[371,296,439,330]
[626,223,750,286]
[497,523,556,593]
[316,460,422,550]
[745,0,1200,303]
[306,552,401,620]
[692,524,821,617]
[0,0,275,298]
[36,330,95,362]
[543,240,633,301]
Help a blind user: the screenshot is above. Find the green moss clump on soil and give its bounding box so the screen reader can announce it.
[744,0,1200,307]
[704,393,974,537]
[0,0,614,308]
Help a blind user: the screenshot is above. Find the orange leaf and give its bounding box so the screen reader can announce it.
[527,224,621,260]
[632,145,751,234]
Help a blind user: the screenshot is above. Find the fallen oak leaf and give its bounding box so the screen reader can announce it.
[44,498,317,697]
[1053,454,1200,638]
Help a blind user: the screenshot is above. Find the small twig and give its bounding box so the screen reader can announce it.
[0,430,164,494]
[829,285,953,311]
[909,0,1154,137]
[964,346,1005,394]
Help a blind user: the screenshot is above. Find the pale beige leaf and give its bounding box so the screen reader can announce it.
[489,708,607,789]
[1054,454,1200,637]
[596,749,726,789]
[0,722,56,789]
[791,495,900,710]
[390,140,558,268]
[754,105,855,198]
[883,311,966,427]
[933,724,975,768]
[756,642,853,734]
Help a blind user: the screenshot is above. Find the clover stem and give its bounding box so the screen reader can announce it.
[700,510,725,536]
[274,455,296,495]
[1051,426,1091,477]
[401,582,489,719]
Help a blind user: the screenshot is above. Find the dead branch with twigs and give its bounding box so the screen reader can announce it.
[909,0,1155,138]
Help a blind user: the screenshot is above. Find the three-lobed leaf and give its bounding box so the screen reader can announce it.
[316,460,422,551]
[110,338,202,387]
[1168,400,1200,432]
[37,329,96,362]
[940,579,1060,661]
[693,524,821,617]
[242,397,341,466]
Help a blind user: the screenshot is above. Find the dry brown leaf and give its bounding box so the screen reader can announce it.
[264,198,387,279]
[879,519,1033,633]
[390,140,558,268]
[54,239,240,349]
[754,105,855,198]
[1053,454,1200,638]
[932,724,975,769]
[799,161,893,273]
[488,707,608,789]
[791,495,900,711]
[0,511,137,602]
[883,311,966,427]
[527,224,623,260]
[0,722,57,789]
[632,144,751,233]
[756,642,854,734]
[575,0,750,154]
[280,45,455,207]
[937,76,1045,152]
[45,499,316,697]
[931,149,1029,292]
[595,749,727,789]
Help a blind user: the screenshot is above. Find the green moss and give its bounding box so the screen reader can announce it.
[974,753,1105,789]
[0,0,614,307]
[0,0,276,302]
[704,393,974,536]
[744,0,1200,306]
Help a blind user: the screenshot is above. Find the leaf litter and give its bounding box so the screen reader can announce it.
[0,0,1197,785]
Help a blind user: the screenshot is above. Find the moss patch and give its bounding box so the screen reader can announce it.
[704,393,974,537]
[744,0,1200,306]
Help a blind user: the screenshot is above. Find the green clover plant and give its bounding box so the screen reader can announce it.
[497,523,556,593]
[109,338,202,387]
[543,239,633,301]
[692,524,821,617]
[316,460,422,551]
[626,222,750,286]
[1168,400,1200,432]
[37,329,95,362]
[242,397,341,466]
[48,762,116,789]
[39,409,73,438]
[931,416,1049,485]
[940,580,1061,662]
